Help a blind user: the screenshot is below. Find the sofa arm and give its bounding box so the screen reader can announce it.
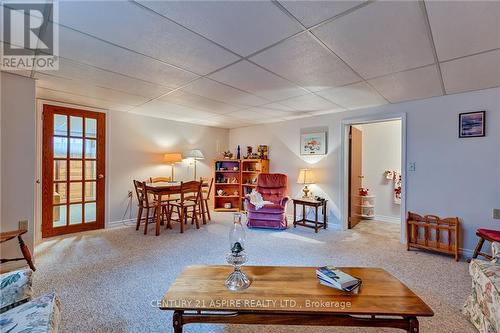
[0,269,33,313]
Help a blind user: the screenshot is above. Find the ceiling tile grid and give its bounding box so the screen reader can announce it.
[368,65,443,103]
[2,0,498,129]
[440,49,500,95]
[250,33,361,92]
[137,0,303,57]
[56,0,239,75]
[311,0,435,79]
[208,60,309,101]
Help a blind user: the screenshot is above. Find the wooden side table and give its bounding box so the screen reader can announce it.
[292,198,328,233]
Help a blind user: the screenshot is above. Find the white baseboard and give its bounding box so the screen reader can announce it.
[107,218,135,229]
[374,215,401,224]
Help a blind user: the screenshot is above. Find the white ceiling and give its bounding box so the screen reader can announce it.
[2,1,500,129]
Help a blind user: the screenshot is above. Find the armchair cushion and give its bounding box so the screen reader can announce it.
[0,292,61,333]
[463,247,500,333]
[0,269,33,313]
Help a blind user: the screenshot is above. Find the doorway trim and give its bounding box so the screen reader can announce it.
[340,113,407,244]
[35,99,109,243]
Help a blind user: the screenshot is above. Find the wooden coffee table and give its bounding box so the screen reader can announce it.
[160,265,433,332]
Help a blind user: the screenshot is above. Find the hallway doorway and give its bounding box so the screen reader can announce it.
[344,117,405,242]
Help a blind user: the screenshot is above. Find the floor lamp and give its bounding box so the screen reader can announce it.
[184,149,205,180]
[164,153,182,181]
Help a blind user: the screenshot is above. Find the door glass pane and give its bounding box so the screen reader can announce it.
[53,205,67,227]
[69,204,82,225]
[85,118,97,138]
[53,160,67,181]
[54,137,67,158]
[69,138,83,158]
[85,202,96,222]
[54,114,67,136]
[53,183,67,204]
[85,139,96,159]
[70,116,83,137]
[69,182,82,203]
[85,181,96,201]
[85,161,96,180]
[69,160,83,180]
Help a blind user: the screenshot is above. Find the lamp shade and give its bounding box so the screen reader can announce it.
[184,149,205,160]
[164,153,182,164]
[297,168,315,184]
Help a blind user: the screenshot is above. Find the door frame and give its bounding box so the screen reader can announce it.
[35,100,109,242]
[340,113,407,244]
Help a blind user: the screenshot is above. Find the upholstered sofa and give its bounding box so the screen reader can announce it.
[463,242,500,333]
[0,269,61,333]
[245,173,289,230]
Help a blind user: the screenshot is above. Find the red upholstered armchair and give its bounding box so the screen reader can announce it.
[245,173,289,230]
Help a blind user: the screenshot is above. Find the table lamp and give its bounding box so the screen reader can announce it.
[297,168,315,198]
[183,149,205,180]
[164,153,182,181]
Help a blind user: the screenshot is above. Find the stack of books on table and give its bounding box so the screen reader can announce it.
[316,266,362,293]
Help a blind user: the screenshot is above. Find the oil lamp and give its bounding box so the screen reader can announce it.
[225,213,251,291]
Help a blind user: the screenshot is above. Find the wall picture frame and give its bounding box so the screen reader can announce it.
[459,111,485,138]
[300,132,327,155]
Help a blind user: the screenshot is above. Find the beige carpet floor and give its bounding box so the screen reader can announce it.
[33,213,476,333]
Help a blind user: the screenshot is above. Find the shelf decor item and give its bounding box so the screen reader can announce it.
[459,111,485,138]
[300,132,327,155]
[225,213,251,291]
[297,168,315,198]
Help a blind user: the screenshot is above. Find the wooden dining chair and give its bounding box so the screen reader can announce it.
[200,177,213,222]
[133,180,163,234]
[168,181,202,233]
[149,176,178,222]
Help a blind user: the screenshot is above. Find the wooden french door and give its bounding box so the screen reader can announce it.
[42,105,105,238]
[348,126,362,229]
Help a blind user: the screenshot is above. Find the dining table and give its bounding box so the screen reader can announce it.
[145,181,207,236]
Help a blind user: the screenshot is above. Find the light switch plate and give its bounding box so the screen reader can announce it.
[493,209,500,220]
[18,220,28,230]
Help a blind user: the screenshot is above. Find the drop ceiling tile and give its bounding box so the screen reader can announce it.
[228,110,266,121]
[208,115,251,128]
[209,61,308,101]
[130,100,195,118]
[138,0,302,56]
[441,49,500,94]
[259,102,297,112]
[251,33,361,91]
[41,58,171,98]
[276,93,344,112]
[180,78,268,107]
[51,26,198,88]
[159,90,241,115]
[35,73,149,106]
[312,1,434,78]
[56,1,238,74]
[316,82,387,110]
[426,1,500,61]
[36,87,133,112]
[368,65,443,103]
[280,0,365,28]
[245,107,296,119]
[309,109,344,116]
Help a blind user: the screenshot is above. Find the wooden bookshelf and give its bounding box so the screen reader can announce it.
[213,159,269,212]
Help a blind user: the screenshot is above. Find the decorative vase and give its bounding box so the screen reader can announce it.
[225,213,250,291]
[237,145,241,160]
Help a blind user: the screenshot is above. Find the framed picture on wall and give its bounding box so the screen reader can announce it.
[459,111,485,138]
[300,132,327,155]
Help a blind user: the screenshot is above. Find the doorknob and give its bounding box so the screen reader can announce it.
[358,175,364,178]
[98,174,104,179]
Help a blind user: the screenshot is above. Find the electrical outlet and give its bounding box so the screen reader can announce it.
[408,162,416,172]
[18,220,28,231]
[128,190,133,198]
[493,209,500,220]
